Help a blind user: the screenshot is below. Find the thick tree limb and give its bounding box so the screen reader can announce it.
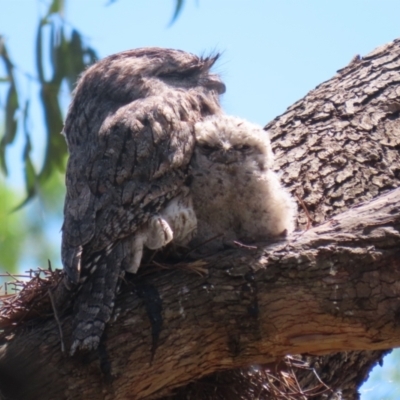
[1,187,400,399]
[269,39,400,228]
[3,38,400,400]
[263,37,400,399]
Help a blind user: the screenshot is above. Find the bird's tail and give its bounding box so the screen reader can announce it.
[70,251,120,356]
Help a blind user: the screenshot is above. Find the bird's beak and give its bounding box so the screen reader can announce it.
[211,149,237,164]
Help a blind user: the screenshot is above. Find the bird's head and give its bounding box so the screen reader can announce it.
[193,115,274,170]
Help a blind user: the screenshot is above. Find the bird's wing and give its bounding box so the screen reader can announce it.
[61,94,196,284]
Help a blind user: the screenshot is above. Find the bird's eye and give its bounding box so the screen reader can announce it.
[198,143,215,152]
[234,144,251,152]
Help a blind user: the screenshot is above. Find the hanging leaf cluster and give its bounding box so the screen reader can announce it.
[0,0,97,206]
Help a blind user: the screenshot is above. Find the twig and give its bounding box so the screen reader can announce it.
[295,193,313,230]
[232,240,258,250]
[183,233,224,257]
[48,289,65,353]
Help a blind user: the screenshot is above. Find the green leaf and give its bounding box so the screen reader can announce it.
[169,0,185,25]
[0,38,19,175]
[38,82,67,181]
[46,0,64,18]
[0,84,19,175]
[65,30,85,88]
[36,19,45,83]
[22,101,37,200]
[2,6,97,204]
[35,19,68,183]
[12,101,38,210]
[51,24,67,86]
[5,85,18,135]
[15,155,37,210]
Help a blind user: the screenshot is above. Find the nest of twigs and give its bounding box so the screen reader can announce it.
[0,266,64,333]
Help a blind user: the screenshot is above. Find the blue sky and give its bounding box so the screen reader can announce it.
[1,1,400,398]
[2,0,400,183]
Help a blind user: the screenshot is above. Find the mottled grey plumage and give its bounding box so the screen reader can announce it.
[188,115,297,254]
[62,48,225,354]
[62,48,296,356]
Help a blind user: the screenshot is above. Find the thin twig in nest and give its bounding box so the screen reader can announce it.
[183,233,224,257]
[0,267,64,332]
[48,288,65,353]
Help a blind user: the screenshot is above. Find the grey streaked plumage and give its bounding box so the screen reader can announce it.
[62,48,224,354]
[62,47,296,356]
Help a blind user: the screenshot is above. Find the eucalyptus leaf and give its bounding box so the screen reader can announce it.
[15,155,37,210]
[52,25,68,86]
[0,83,18,175]
[170,0,185,25]
[46,0,64,18]
[36,20,45,83]
[23,101,37,198]
[0,38,19,175]
[38,82,66,181]
[69,30,85,80]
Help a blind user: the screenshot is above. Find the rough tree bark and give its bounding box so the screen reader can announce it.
[1,39,400,399]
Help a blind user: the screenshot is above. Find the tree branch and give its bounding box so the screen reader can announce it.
[1,187,400,399]
[3,38,400,400]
